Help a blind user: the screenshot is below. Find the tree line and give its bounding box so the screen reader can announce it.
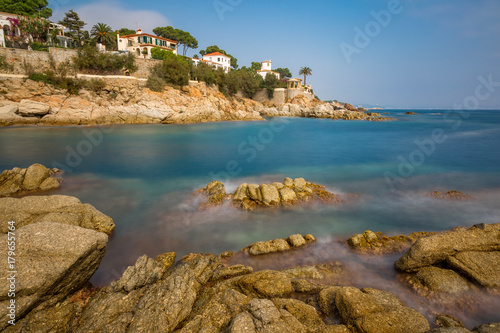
[0,0,312,88]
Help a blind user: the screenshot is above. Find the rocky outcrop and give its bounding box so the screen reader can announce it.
[76,253,220,332]
[407,266,471,296]
[0,164,62,197]
[197,178,343,211]
[0,78,264,126]
[395,224,500,272]
[0,222,108,331]
[0,195,115,234]
[6,223,500,333]
[260,101,392,121]
[334,287,430,333]
[0,78,393,126]
[429,191,473,201]
[395,223,500,294]
[242,234,316,255]
[17,99,51,117]
[347,230,437,255]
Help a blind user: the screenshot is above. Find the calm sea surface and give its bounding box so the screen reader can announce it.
[1,110,500,295]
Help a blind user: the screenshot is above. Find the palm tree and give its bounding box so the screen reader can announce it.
[299,66,312,86]
[90,23,112,45]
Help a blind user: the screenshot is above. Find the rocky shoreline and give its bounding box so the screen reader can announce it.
[0,78,391,126]
[1,190,499,332]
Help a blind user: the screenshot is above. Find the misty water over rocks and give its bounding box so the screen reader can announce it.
[1,110,499,328]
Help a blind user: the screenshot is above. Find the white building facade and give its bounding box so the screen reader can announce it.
[117,29,178,59]
[201,52,231,73]
[257,60,280,80]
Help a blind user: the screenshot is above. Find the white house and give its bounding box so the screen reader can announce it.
[201,52,231,73]
[1,12,73,48]
[0,12,21,47]
[116,29,178,59]
[257,60,280,80]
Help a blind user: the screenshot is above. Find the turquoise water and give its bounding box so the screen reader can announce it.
[1,110,500,286]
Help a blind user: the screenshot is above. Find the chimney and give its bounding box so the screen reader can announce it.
[136,28,142,34]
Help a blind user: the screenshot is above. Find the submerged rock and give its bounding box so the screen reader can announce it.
[347,230,436,255]
[0,195,115,234]
[429,190,473,201]
[197,178,342,211]
[242,234,316,256]
[0,164,62,197]
[197,180,228,209]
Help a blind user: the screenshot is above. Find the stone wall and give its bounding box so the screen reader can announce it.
[287,88,314,101]
[253,88,286,105]
[0,47,76,75]
[134,58,162,79]
[0,47,158,78]
[252,87,314,105]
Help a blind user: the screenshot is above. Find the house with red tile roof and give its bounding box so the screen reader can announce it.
[201,52,231,73]
[116,29,178,59]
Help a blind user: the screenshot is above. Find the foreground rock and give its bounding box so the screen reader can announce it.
[198,178,342,211]
[5,226,500,333]
[0,222,108,331]
[0,164,62,197]
[335,287,430,333]
[0,195,115,234]
[395,223,500,294]
[395,223,500,272]
[347,230,436,255]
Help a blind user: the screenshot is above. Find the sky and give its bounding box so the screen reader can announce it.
[48,0,500,109]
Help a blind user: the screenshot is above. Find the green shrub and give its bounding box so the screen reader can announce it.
[26,70,83,95]
[85,78,106,93]
[226,69,262,98]
[146,75,166,92]
[27,72,51,84]
[74,45,137,74]
[148,56,191,90]
[31,42,49,52]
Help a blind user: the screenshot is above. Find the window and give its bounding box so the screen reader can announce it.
[128,40,133,46]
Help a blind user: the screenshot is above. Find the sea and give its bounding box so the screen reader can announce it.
[1,109,499,324]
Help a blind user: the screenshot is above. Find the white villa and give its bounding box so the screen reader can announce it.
[116,29,178,59]
[196,52,231,73]
[257,60,280,80]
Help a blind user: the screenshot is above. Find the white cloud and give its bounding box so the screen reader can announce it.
[52,0,170,34]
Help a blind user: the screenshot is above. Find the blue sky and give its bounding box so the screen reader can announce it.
[49,0,500,109]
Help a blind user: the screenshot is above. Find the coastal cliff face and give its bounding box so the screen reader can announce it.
[0,78,264,126]
[0,78,388,126]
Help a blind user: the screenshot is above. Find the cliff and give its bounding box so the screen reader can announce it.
[0,77,390,126]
